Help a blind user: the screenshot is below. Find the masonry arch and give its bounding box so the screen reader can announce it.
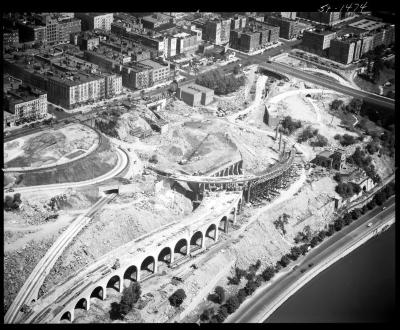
[158,246,172,265]
[205,223,218,247]
[106,275,121,294]
[218,216,228,233]
[90,286,105,301]
[60,311,72,323]
[174,238,188,261]
[140,256,156,279]
[190,231,203,252]
[123,265,138,288]
[75,297,88,311]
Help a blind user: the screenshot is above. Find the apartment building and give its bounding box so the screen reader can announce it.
[75,13,114,31]
[266,16,300,40]
[3,28,19,46]
[329,37,362,64]
[4,52,121,109]
[302,29,337,56]
[16,21,46,43]
[280,12,297,20]
[230,22,279,53]
[204,18,231,45]
[3,83,47,122]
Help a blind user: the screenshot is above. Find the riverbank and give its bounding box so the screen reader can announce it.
[226,198,395,323]
[259,217,395,323]
[266,225,395,322]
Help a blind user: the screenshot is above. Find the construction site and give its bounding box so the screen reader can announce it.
[4,60,395,324]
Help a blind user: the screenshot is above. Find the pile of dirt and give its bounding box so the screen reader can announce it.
[115,112,152,142]
[3,233,60,314]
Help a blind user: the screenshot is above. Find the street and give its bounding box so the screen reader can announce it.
[227,196,395,323]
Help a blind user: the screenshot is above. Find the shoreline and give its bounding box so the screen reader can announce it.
[257,218,395,323]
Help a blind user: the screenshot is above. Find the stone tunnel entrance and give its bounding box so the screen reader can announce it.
[123,265,138,288]
[190,231,203,253]
[140,256,156,280]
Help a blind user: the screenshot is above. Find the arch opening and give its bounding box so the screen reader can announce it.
[218,216,228,233]
[140,256,156,279]
[75,297,88,311]
[106,275,121,294]
[123,265,138,287]
[190,231,203,252]
[60,311,71,323]
[205,224,217,247]
[90,286,104,301]
[174,238,188,261]
[158,246,172,264]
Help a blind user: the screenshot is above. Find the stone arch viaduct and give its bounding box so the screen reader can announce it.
[22,192,243,323]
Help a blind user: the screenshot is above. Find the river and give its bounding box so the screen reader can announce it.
[265,225,395,323]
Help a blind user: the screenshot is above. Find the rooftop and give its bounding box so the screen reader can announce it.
[349,18,386,32]
[4,84,46,104]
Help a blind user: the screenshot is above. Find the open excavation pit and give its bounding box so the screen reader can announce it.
[146,119,281,178]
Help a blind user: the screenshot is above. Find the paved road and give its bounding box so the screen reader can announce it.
[227,197,395,323]
[6,147,129,194]
[4,193,118,324]
[235,52,395,110]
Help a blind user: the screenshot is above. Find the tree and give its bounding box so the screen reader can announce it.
[237,288,247,303]
[333,173,342,183]
[310,134,328,147]
[226,296,240,314]
[261,266,275,282]
[289,246,302,261]
[351,208,362,220]
[299,244,309,255]
[334,218,344,231]
[326,224,335,236]
[244,280,258,295]
[279,255,291,268]
[330,99,344,111]
[374,191,387,206]
[318,231,326,242]
[169,289,186,307]
[310,236,320,247]
[216,305,229,322]
[4,195,14,211]
[343,212,352,225]
[200,308,214,321]
[214,286,225,304]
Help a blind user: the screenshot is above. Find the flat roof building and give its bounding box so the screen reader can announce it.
[302,29,337,56]
[177,83,214,106]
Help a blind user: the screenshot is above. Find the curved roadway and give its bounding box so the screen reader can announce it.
[8,146,129,194]
[5,144,133,324]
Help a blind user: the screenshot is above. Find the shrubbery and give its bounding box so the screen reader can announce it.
[4,193,22,211]
[281,116,302,135]
[195,69,245,95]
[169,289,186,307]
